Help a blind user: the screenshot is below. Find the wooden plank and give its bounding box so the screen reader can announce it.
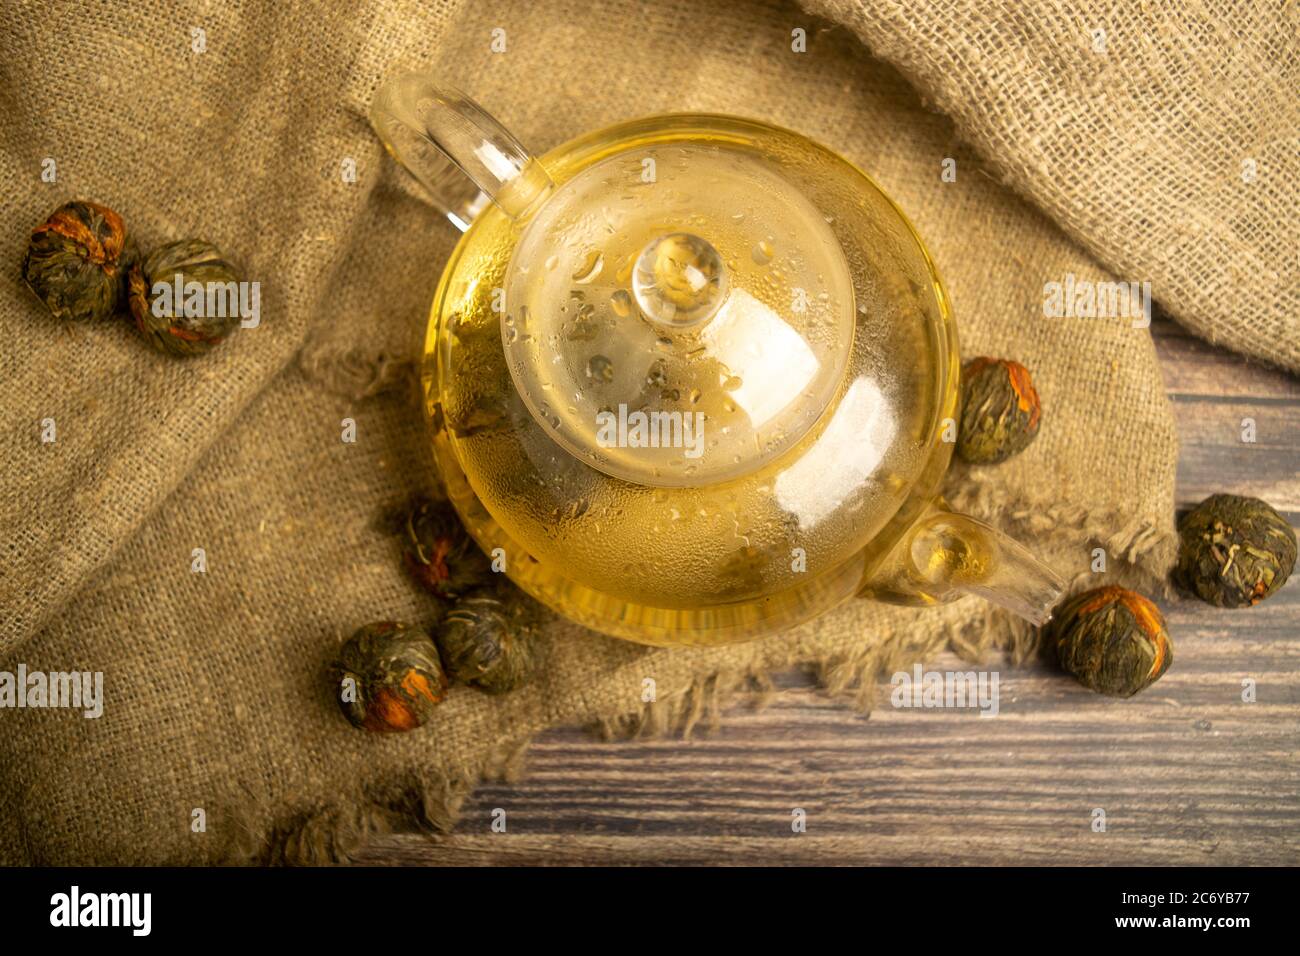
[1151,316,1300,511]
[1151,317,1300,401]
[1170,398,1300,512]
[354,587,1300,866]
[355,316,1300,866]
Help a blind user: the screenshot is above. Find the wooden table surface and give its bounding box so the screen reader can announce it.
[353,318,1300,866]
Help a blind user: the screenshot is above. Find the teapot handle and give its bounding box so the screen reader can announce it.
[860,501,1066,626]
[370,73,553,231]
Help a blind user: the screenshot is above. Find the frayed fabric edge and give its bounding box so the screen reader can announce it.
[205,736,530,866]
[297,343,418,403]
[195,481,1177,866]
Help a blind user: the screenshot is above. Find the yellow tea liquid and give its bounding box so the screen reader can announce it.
[422,117,953,645]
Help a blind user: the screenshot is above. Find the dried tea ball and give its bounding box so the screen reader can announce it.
[1048,586,1172,698]
[957,357,1042,464]
[402,496,491,599]
[436,586,536,694]
[127,238,242,356]
[22,200,137,322]
[331,621,448,733]
[1176,494,1296,608]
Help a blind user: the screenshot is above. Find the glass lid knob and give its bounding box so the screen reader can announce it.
[632,233,728,330]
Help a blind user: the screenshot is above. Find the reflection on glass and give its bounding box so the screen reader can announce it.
[774,376,894,529]
[698,288,819,429]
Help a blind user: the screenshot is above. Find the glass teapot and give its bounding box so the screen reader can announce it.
[371,74,1065,647]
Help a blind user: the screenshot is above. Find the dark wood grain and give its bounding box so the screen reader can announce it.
[1155,317,1300,513]
[353,317,1300,866]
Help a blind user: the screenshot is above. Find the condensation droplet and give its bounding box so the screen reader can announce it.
[610,288,632,317]
[751,240,774,265]
[571,250,604,283]
[586,354,614,383]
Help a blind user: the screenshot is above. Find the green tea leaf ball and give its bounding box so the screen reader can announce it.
[402,496,492,599]
[127,238,242,356]
[1048,586,1173,698]
[436,586,536,694]
[1176,494,1296,607]
[23,200,137,322]
[957,357,1042,464]
[331,621,448,733]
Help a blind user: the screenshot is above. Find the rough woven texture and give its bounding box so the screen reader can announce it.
[808,0,1300,374]
[5,0,1284,863]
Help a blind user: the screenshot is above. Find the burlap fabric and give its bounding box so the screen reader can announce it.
[0,0,1282,863]
[810,0,1300,374]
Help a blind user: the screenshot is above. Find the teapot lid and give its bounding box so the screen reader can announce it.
[501,142,855,487]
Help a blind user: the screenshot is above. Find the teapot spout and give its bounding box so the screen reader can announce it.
[370,74,552,230]
[860,503,1065,626]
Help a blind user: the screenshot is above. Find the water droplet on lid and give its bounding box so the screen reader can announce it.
[571,250,604,283]
[752,240,774,265]
[567,309,599,342]
[586,354,614,383]
[610,288,632,317]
